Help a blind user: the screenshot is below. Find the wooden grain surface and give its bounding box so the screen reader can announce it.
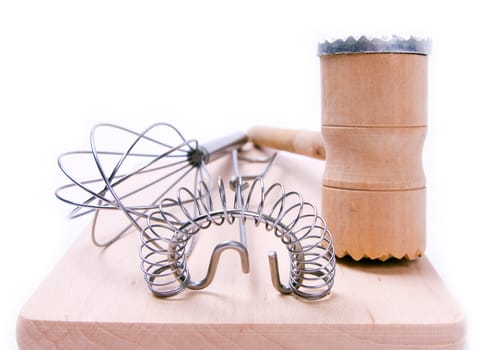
[248,126,326,160]
[322,126,426,190]
[320,52,428,261]
[322,186,426,261]
[17,152,464,349]
[320,53,428,127]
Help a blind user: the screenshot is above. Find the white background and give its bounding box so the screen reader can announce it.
[1,1,483,349]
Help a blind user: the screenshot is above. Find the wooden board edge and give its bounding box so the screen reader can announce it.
[17,314,466,350]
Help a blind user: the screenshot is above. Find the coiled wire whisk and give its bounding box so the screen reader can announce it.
[141,151,336,300]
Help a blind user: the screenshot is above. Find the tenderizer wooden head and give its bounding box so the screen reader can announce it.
[249,35,431,261]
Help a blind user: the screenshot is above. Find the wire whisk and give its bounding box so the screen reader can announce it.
[56,122,248,247]
[141,150,336,300]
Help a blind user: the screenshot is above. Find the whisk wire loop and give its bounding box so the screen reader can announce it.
[56,123,247,247]
[140,151,336,300]
[56,122,335,300]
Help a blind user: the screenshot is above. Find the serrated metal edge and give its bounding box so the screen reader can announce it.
[318,35,431,55]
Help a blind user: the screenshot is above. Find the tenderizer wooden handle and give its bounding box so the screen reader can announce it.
[248,126,326,160]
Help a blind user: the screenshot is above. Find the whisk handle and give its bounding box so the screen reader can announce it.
[199,132,248,164]
[248,126,326,160]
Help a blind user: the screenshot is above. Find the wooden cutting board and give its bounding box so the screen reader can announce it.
[17,152,465,349]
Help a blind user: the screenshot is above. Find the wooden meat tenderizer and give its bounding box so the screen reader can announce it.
[249,36,431,261]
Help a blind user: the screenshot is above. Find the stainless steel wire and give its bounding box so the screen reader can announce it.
[56,122,336,300]
[140,150,336,300]
[56,122,248,247]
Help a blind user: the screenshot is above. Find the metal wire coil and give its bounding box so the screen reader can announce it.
[141,172,336,300]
